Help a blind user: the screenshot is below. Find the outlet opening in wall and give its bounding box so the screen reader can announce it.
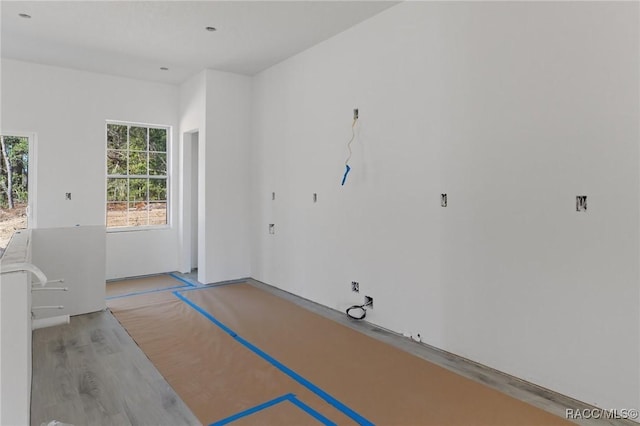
[576,196,587,212]
[364,295,373,309]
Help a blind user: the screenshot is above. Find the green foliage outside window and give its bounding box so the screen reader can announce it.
[106,123,168,228]
[0,136,29,209]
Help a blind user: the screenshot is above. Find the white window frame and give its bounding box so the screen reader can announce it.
[105,120,171,232]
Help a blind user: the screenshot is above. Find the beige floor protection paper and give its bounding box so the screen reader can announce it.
[108,278,574,426]
[106,275,187,297]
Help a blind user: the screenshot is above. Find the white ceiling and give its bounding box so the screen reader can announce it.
[1,1,398,85]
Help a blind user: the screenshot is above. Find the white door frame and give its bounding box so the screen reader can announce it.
[179,129,199,273]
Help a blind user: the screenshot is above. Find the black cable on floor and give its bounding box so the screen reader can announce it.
[346,299,372,320]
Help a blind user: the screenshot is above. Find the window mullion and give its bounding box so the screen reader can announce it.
[146,127,150,225]
[126,125,130,227]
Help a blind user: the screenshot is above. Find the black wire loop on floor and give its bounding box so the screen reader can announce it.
[346,305,367,320]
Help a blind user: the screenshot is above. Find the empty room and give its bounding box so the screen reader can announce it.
[0,1,638,425]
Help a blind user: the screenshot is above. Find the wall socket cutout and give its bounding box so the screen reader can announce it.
[364,295,373,309]
[353,108,359,120]
[441,193,447,207]
[576,196,587,212]
[351,281,359,293]
[272,192,275,201]
[313,193,317,203]
[268,224,275,234]
[65,193,72,200]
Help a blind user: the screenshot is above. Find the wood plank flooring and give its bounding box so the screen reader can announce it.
[31,310,200,426]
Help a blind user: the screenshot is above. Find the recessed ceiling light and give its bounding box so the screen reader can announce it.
[18,13,31,19]
[160,67,169,71]
[205,26,217,32]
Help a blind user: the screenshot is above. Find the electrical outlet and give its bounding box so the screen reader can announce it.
[353,108,359,120]
[313,193,317,203]
[576,195,587,212]
[364,295,373,309]
[269,224,275,234]
[351,281,359,293]
[272,192,275,201]
[65,192,72,200]
[441,193,447,207]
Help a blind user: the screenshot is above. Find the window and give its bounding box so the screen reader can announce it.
[0,134,31,249]
[106,122,168,229]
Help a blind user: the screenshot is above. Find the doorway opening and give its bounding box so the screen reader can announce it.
[179,129,202,283]
[190,132,199,272]
[0,134,32,252]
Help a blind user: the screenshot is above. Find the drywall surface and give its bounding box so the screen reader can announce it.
[0,59,180,279]
[201,69,252,284]
[104,228,175,280]
[178,71,206,276]
[178,69,252,284]
[31,226,106,317]
[250,2,639,411]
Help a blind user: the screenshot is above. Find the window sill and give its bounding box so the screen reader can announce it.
[106,225,171,233]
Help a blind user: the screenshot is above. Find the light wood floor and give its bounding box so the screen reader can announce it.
[31,310,200,426]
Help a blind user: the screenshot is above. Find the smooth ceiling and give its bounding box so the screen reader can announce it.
[1,1,398,84]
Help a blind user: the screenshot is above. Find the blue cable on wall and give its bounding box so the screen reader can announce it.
[341,164,351,186]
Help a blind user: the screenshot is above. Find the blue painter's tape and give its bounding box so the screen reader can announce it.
[169,273,198,287]
[288,395,337,426]
[173,291,237,337]
[176,281,243,293]
[209,394,293,426]
[232,334,372,425]
[105,284,190,300]
[173,290,374,426]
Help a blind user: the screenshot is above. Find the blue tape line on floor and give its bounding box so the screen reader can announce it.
[174,291,237,337]
[172,289,374,426]
[288,395,337,426]
[105,284,190,300]
[176,281,243,293]
[209,394,293,426]
[168,273,199,287]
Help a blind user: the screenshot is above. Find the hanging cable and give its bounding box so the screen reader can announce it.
[341,115,358,186]
[346,297,372,320]
[344,117,357,166]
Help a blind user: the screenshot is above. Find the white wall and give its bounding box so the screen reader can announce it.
[202,69,252,283]
[250,2,639,411]
[1,59,180,279]
[31,226,105,317]
[178,71,206,277]
[178,69,252,284]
